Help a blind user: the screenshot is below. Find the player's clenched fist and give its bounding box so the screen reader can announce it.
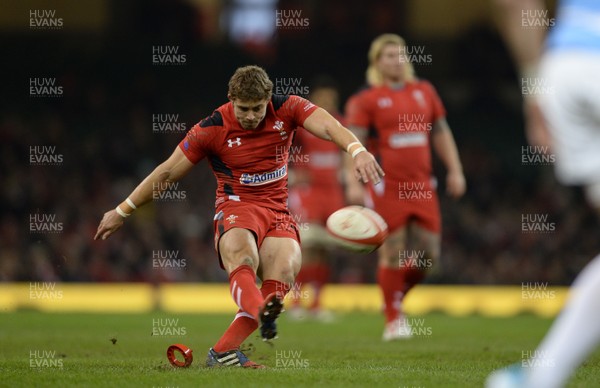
[94,209,124,240]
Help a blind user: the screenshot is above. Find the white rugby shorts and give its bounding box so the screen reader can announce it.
[538,51,600,187]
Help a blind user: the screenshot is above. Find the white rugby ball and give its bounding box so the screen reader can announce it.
[326,206,388,253]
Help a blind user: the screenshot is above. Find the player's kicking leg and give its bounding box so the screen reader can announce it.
[206,230,299,368]
[206,228,265,368]
[257,235,301,338]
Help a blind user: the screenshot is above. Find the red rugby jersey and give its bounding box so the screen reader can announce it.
[345,80,445,188]
[179,95,318,211]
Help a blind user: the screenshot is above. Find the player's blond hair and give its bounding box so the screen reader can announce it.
[228,65,273,101]
[366,33,415,86]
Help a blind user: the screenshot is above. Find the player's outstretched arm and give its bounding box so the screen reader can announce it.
[303,107,384,185]
[431,118,466,199]
[94,147,195,241]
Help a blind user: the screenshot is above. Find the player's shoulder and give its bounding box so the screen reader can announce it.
[271,94,290,112]
[270,94,316,117]
[200,101,234,127]
[187,103,230,147]
[198,109,224,129]
[190,103,231,135]
[271,94,312,110]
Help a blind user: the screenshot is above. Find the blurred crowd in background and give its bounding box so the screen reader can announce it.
[1,0,597,285]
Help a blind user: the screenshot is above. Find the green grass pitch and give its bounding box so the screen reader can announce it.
[1,311,599,387]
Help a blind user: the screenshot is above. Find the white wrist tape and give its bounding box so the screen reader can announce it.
[115,206,131,218]
[346,141,361,153]
[125,198,137,209]
[351,146,367,159]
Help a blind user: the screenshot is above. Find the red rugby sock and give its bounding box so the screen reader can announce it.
[400,266,426,296]
[291,267,310,307]
[260,279,290,299]
[228,265,263,320]
[212,278,291,352]
[294,266,310,285]
[213,310,258,353]
[213,274,290,353]
[377,266,403,323]
[309,263,330,310]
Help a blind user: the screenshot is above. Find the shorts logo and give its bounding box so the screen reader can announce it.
[227,137,242,147]
[226,214,238,224]
[240,165,287,186]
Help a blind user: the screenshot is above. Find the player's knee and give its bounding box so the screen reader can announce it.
[408,247,439,270]
[239,256,258,270]
[223,256,258,274]
[378,243,405,267]
[220,231,259,271]
[267,260,298,285]
[378,246,399,266]
[220,242,259,271]
[285,259,301,283]
[379,253,398,267]
[281,272,296,286]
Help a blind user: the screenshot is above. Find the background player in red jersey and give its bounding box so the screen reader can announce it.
[287,77,345,321]
[345,34,466,341]
[94,65,384,367]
